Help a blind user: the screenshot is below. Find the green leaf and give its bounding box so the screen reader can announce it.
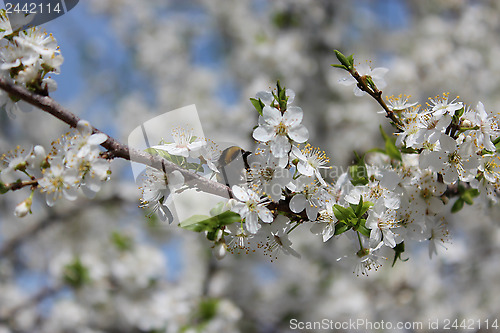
[454,107,465,119]
[391,242,408,267]
[110,231,134,252]
[349,165,368,186]
[462,188,479,205]
[347,54,354,67]
[63,258,90,289]
[209,202,226,216]
[0,182,8,194]
[179,214,211,232]
[333,204,356,222]
[355,223,370,238]
[380,125,402,161]
[451,198,464,213]
[350,196,373,218]
[334,222,350,235]
[331,64,348,71]
[179,211,240,233]
[145,148,186,166]
[186,162,204,173]
[334,50,352,69]
[276,80,287,111]
[250,98,265,116]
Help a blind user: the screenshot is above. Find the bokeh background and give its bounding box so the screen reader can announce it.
[1,0,500,332]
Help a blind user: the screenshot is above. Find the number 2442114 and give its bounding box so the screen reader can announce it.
[5,2,62,14]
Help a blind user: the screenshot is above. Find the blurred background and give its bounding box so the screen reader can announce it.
[1,0,500,332]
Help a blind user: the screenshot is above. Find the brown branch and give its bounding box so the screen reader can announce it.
[3,179,38,191]
[349,69,404,129]
[0,77,231,198]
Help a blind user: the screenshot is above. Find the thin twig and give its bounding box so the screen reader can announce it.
[0,77,231,198]
[3,179,38,191]
[349,69,404,128]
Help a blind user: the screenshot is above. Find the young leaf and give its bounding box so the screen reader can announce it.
[334,222,351,235]
[331,64,348,71]
[334,50,351,69]
[0,182,8,194]
[179,211,240,233]
[379,125,402,161]
[355,223,370,238]
[451,198,464,213]
[391,242,408,267]
[250,97,265,116]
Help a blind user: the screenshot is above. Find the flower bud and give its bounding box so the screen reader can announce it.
[31,145,47,168]
[14,197,32,218]
[460,119,473,128]
[213,242,227,260]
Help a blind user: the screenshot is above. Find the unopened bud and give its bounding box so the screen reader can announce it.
[14,197,32,218]
[460,119,473,128]
[213,242,227,260]
[31,145,47,167]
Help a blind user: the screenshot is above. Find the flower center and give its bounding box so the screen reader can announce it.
[275,122,288,136]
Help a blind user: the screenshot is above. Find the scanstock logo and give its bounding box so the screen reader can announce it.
[3,0,79,30]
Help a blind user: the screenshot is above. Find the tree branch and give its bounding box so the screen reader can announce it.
[0,77,232,198]
[3,179,38,191]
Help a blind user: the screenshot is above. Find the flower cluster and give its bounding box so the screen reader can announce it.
[138,54,500,276]
[0,10,63,118]
[0,120,111,216]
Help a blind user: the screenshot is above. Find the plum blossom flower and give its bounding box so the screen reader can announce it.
[246,152,291,202]
[427,93,463,118]
[69,120,108,158]
[461,101,499,152]
[420,134,480,184]
[152,127,204,158]
[385,94,418,113]
[252,105,309,158]
[425,218,450,259]
[310,207,337,242]
[289,176,331,221]
[200,139,221,173]
[365,205,400,248]
[259,216,301,260]
[231,185,273,234]
[291,144,330,185]
[140,168,184,223]
[38,157,79,206]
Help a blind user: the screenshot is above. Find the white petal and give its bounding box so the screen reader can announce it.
[88,133,108,145]
[438,135,457,153]
[297,161,314,177]
[290,194,306,213]
[231,185,249,202]
[270,135,291,158]
[256,91,273,105]
[253,125,275,142]
[288,125,309,143]
[245,213,260,234]
[283,106,303,128]
[257,207,273,223]
[262,106,282,126]
[305,205,319,221]
[77,120,92,136]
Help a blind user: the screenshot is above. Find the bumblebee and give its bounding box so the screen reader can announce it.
[217,146,251,187]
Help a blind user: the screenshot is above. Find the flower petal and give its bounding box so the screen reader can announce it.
[283,106,303,128]
[262,106,282,126]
